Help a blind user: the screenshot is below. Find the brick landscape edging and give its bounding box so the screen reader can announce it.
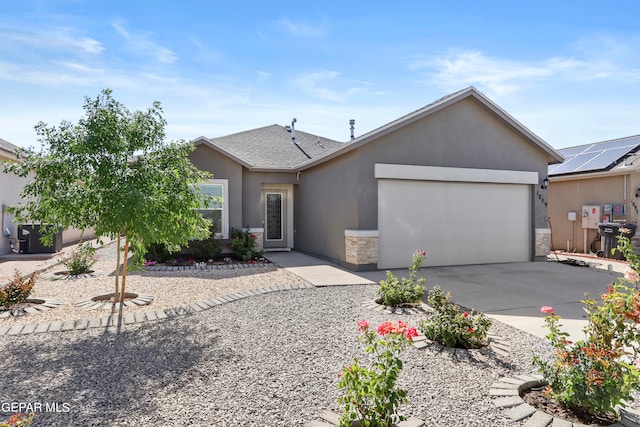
[0,282,315,337]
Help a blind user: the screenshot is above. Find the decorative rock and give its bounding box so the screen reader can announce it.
[308,411,426,427]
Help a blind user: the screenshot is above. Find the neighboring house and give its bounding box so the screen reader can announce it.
[548,135,640,254]
[191,87,563,270]
[1,137,29,255]
[0,138,90,255]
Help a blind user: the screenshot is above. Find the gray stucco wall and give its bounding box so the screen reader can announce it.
[189,145,244,231]
[241,171,297,229]
[296,97,550,265]
[293,149,359,263]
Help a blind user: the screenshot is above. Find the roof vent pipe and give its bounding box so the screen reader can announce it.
[291,118,297,145]
[349,119,355,140]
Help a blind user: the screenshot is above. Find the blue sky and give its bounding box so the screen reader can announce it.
[1,1,639,149]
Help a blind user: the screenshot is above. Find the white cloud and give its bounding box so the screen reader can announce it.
[293,70,344,101]
[0,27,104,54]
[415,48,640,97]
[111,21,177,64]
[277,18,325,38]
[256,70,271,81]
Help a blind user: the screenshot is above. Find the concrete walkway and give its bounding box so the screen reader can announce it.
[265,251,374,286]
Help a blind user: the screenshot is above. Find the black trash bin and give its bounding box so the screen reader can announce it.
[598,223,637,260]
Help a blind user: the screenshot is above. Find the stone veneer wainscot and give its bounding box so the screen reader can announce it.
[345,230,379,265]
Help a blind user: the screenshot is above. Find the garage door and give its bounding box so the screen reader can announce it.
[376,164,537,268]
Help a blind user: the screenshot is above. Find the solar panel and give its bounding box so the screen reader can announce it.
[549,136,640,176]
[575,147,633,171]
[583,139,638,153]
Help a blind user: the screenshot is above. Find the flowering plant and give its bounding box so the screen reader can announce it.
[64,242,98,275]
[533,234,640,416]
[0,270,37,309]
[338,320,417,427]
[0,413,34,427]
[230,227,262,261]
[419,285,491,348]
[376,250,426,306]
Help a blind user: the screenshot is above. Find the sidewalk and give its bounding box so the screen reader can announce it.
[0,237,113,285]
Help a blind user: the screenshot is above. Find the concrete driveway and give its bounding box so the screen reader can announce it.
[363,261,623,341]
[268,251,625,342]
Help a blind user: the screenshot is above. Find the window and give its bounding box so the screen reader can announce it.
[198,179,228,238]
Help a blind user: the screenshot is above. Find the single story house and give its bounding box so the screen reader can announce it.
[548,135,640,254]
[0,138,89,256]
[190,87,563,270]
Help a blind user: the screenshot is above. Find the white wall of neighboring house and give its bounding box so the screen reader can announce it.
[0,169,29,255]
[1,149,94,255]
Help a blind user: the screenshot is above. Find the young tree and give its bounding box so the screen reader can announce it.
[3,89,214,302]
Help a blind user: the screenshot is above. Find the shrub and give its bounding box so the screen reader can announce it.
[0,413,34,427]
[0,271,37,309]
[144,242,173,263]
[230,228,262,261]
[190,223,222,260]
[532,233,640,416]
[63,242,98,275]
[338,320,418,427]
[419,285,492,349]
[376,250,426,307]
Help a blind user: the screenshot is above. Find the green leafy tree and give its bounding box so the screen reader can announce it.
[3,89,214,302]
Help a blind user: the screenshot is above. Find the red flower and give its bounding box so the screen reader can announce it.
[463,311,468,318]
[468,327,474,333]
[377,321,394,336]
[404,327,418,341]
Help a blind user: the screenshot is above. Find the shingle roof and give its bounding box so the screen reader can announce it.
[197,124,343,170]
[0,137,19,159]
[549,135,640,177]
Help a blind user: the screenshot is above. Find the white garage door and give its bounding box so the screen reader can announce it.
[376,165,536,268]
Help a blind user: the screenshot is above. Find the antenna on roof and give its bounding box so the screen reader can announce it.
[291,118,297,145]
[316,136,324,149]
[349,119,355,141]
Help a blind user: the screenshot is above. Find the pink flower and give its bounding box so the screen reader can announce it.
[634,357,640,370]
[397,320,407,331]
[625,270,639,283]
[540,306,554,315]
[357,320,369,332]
[404,327,418,341]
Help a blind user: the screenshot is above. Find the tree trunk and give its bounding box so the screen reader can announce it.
[120,235,130,303]
[114,234,121,301]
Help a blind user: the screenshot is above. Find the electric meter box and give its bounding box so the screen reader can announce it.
[613,203,625,216]
[582,205,601,229]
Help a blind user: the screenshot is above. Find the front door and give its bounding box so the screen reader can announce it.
[263,190,287,249]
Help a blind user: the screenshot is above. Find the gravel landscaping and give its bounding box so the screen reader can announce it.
[0,242,307,326]
[0,283,555,426]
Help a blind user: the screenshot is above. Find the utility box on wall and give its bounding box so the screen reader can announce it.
[582,205,601,229]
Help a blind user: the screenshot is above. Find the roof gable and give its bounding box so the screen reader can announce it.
[195,124,343,170]
[549,135,640,177]
[298,86,563,170]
